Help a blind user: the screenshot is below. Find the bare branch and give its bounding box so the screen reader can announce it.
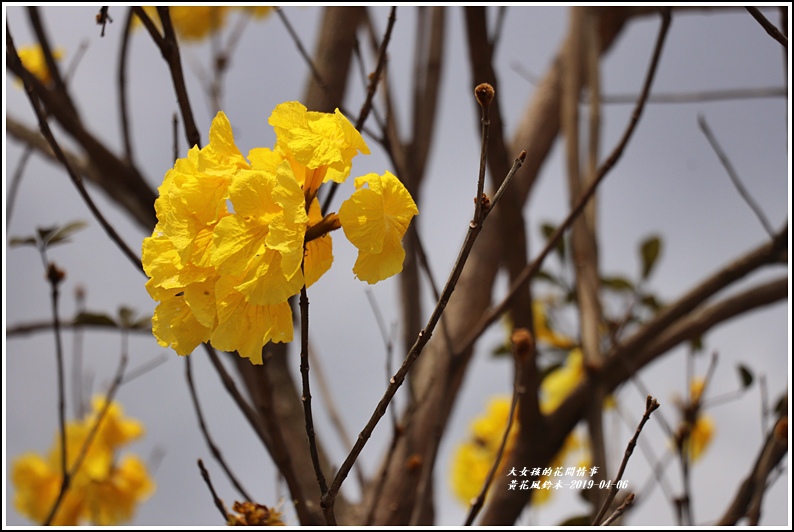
[746,7,788,48]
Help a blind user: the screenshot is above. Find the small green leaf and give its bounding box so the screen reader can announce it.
[132,316,153,329]
[773,394,787,417]
[48,221,88,246]
[640,293,663,312]
[491,343,511,357]
[8,236,38,247]
[601,275,635,292]
[73,311,117,327]
[689,336,704,353]
[640,235,662,279]
[118,306,137,328]
[541,221,566,260]
[737,364,754,389]
[37,225,59,243]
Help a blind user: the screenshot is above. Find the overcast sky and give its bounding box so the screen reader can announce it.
[4,4,791,527]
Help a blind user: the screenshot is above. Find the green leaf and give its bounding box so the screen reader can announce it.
[73,311,117,327]
[737,364,754,389]
[640,235,662,279]
[491,342,511,357]
[640,293,663,312]
[8,236,38,247]
[37,225,59,243]
[601,275,635,292]
[48,221,88,246]
[118,306,137,328]
[773,394,788,417]
[689,335,704,353]
[132,316,153,329]
[541,221,566,260]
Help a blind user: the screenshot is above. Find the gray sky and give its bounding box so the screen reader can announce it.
[4,4,791,527]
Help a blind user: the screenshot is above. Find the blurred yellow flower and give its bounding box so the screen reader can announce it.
[532,300,577,350]
[338,171,418,284]
[673,376,716,463]
[136,6,228,41]
[227,501,285,526]
[450,396,589,507]
[541,348,585,414]
[12,398,154,525]
[15,45,64,85]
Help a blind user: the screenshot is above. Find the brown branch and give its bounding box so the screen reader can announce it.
[118,7,135,162]
[6,33,146,273]
[698,114,776,239]
[5,115,156,229]
[601,493,635,526]
[197,459,231,523]
[464,330,533,526]
[185,356,253,502]
[298,286,330,521]
[322,150,526,521]
[592,396,660,525]
[718,415,788,525]
[46,352,128,525]
[746,7,788,48]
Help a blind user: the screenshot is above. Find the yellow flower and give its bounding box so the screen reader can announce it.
[227,501,285,526]
[12,398,153,526]
[338,171,418,284]
[450,396,516,504]
[16,45,65,85]
[672,377,716,463]
[533,300,577,350]
[235,6,275,20]
[144,111,254,356]
[541,348,585,414]
[269,101,370,202]
[687,415,715,462]
[136,6,229,41]
[449,396,589,507]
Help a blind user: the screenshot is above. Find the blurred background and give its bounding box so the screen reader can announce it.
[4,5,790,526]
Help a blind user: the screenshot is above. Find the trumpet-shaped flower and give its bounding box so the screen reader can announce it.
[12,398,153,525]
[269,101,370,201]
[15,45,64,86]
[144,104,416,363]
[338,171,418,284]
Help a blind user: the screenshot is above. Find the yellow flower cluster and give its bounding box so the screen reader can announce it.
[143,103,418,364]
[227,501,285,526]
[449,393,588,507]
[15,44,65,85]
[673,377,716,463]
[135,6,273,42]
[12,398,154,526]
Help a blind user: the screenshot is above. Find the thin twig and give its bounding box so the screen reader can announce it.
[198,459,231,523]
[463,330,530,526]
[26,7,76,117]
[601,493,635,526]
[185,356,253,501]
[45,352,129,525]
[321,147,526,522]
[321,6,398,213]
[592,395,660,525]
[455,8,672,358]
[276,7,330,98]
[745,7,788,48]
[118,7,135,162]
[6,30,145,274]
[698,114,776,239]
[133,7,200,148]
[298,285,330,518]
